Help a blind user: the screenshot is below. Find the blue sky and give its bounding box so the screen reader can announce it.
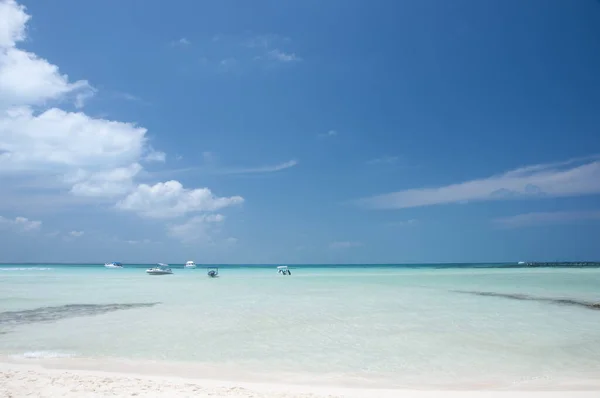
[1,0,600,264]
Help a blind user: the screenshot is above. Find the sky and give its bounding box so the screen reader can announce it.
[1,0,600,264]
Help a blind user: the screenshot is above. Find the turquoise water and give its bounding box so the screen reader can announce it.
[1,264,600,388]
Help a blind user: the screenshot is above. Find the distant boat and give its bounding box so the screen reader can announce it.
[518,261,526,265]
[146,263,173,275]
[184,260,196,269]
[277,265,291,275]
[104,262,123,269]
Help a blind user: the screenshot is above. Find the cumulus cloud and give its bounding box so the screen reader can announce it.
[494,211,600,229]
[0,215,41,232]
[0,1,93,110]
[116,180,243,219]
[68,163,142,198]
[0,0,28,48]
[0,107,147,173]
[357,156,600,210]
[0,1,143,196]
[68,230,84,237]
[142,148,166,163]
[0,0,244,234]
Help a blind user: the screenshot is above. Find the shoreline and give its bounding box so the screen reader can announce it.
[2,359,600,398]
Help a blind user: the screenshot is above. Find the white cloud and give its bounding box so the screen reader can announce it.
[142,149,166,163]
[241,34,301,66]
[0,0,247,230]
[267,49,300,63]
[0,0,28,48]
[318,130,337,138]
[389,219,418,227]
[0,16,94,109]
[224,159,298,174]
[163,157,298,176]
[114,92,142,102]
[116,180,243,219]
[0,215,41,232]
[0,1,149,200]
[367,156,399,165]
[171,37,191,47]
[68,230,84,237]
[68,163,142,197]
[357,156,600,210]
[124,238,152,245]
[167,214,225,244]
[0,107,147,173]
[329,241,362,249]
[494,211,600,229]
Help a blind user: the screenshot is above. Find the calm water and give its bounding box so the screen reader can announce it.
[1,264,600,388]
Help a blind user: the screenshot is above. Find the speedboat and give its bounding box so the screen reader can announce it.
[277,265,291,275]
[146,263,173,275]
[184,260,196,269]
[104,262,123,269]
[207,267,219,277]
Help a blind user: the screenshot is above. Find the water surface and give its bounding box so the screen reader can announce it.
[1,264,599,388]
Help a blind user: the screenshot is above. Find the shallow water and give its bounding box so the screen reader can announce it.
[1,264,599,388]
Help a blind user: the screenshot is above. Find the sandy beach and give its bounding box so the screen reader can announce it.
[1,361,599,398]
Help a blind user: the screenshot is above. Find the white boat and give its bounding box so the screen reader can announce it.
[146,263,173,275]
[104,262,123,269]
[518,261,526,265]
[184,260,196,269]
[277,265,291,275]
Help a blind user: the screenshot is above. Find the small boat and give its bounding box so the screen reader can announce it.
[207,267,219,277]
[104,262,123,269]
[146,263,173,275]
[277,265,291,275]
[184,260,196,269]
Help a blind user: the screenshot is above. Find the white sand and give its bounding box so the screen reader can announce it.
[2,362,600,398]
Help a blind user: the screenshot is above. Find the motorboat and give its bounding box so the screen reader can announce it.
[277,265,291,275]
[104,262,123,269]
[207,267,219,277]
[184,260,196,269]
[146,263,173,275]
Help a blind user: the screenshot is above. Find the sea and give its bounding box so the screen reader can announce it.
[1,263,599,389]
